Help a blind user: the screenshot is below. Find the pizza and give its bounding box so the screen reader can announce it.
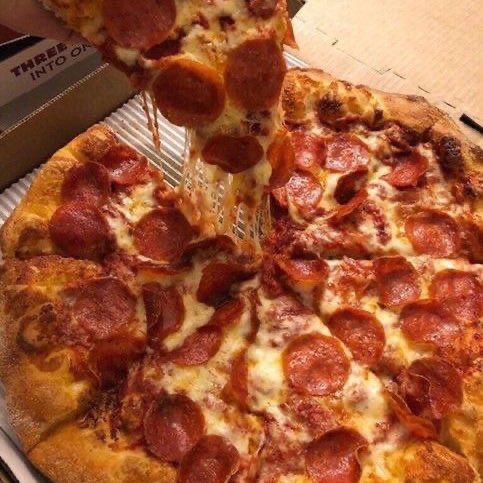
[0,62,482,483]
[37,0,294,240]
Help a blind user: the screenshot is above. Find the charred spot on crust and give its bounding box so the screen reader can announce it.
[406,94,426,103]
[385,122,420,152]
[373,108,384,128]
[436,135,464,177]
[317,93,343,123]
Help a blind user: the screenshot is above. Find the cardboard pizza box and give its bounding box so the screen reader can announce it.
[0,37,96,107]
[286,0,483,146]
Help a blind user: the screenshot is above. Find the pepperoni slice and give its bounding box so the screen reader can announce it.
[374,256,420,307]
[276,257,328,289]
[283,333,350,396]
[385,151,429,188]
[61,162,111,207]
[209,298,244,327]
[179,435,240,483]
[462,219,483,263]
[89,336,144,386]
[103,0,176,49]
[133,208,196,263]
[201,135,263,173]
[144,394,205,463]
[73,278,136,340]
[142,283,185,346]
[224,37,286,111]
[405,210,461,257]
[400,300,461,349]
[267,130,295,189]
[197,262,256,307]
[291,131,327,172]
[325,133,370,172]
[401,357,463,419]
[286,171,323,218]
[49,202,111,259]
[326,308,385,367]
[305,428,367,483]
[170,325,222,366]
[246,0,278,18]
[330,188,367,225]
[333,168,368,205]
[430,270,482,323]
[98,145,149,186]
[223,349,249,409]
[153,58,225,127]
[385,390,437,439]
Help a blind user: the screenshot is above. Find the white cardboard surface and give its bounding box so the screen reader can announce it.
[288,0,483,145]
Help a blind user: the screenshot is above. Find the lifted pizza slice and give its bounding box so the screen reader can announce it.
[38,0,294,241]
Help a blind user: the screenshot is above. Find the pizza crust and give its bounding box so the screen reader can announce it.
[387,440,478,483]
[0,124,116,259]
[441,366,483,477]
[0,256,102,450]
[29,421,176,483]
[284,68,482,190]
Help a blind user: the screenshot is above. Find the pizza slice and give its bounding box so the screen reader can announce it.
[118,290,264,481]
[241,278,479,481]
[23,243,262,482]
[273,68,482,260]
[37,0,294,239]
[28,392,177,483]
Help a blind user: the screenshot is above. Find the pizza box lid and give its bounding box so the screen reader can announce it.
[287,0,483,146]
[0,63,133,192]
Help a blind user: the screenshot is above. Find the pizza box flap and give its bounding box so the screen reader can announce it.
[0,64,133,191]
[288,0,483,145]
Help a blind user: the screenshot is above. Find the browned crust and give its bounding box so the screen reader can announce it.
[441,364,483,477]
[388,441,478,483]
[28,422,176,483]
[0,256,102,450]
[0,124,117,259]
[283,68,482,194]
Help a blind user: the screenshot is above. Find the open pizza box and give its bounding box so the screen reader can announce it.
[0,0,481,480]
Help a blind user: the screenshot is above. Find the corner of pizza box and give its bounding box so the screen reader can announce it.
[0,64,134,192]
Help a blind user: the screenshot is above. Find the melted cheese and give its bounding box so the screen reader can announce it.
[163,290,214,351]
[153,299,263,455]
[343,365,389,442]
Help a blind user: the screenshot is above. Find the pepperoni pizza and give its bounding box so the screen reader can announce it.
[0,73,482,482]
[37,0,294,240]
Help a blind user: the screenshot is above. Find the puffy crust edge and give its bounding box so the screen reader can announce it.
[386,440,478,483]
[441,364,483,478]
[0,124,117,259]
[0,256,102,450]
[283,68,482,191]
[28,422,177,483]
